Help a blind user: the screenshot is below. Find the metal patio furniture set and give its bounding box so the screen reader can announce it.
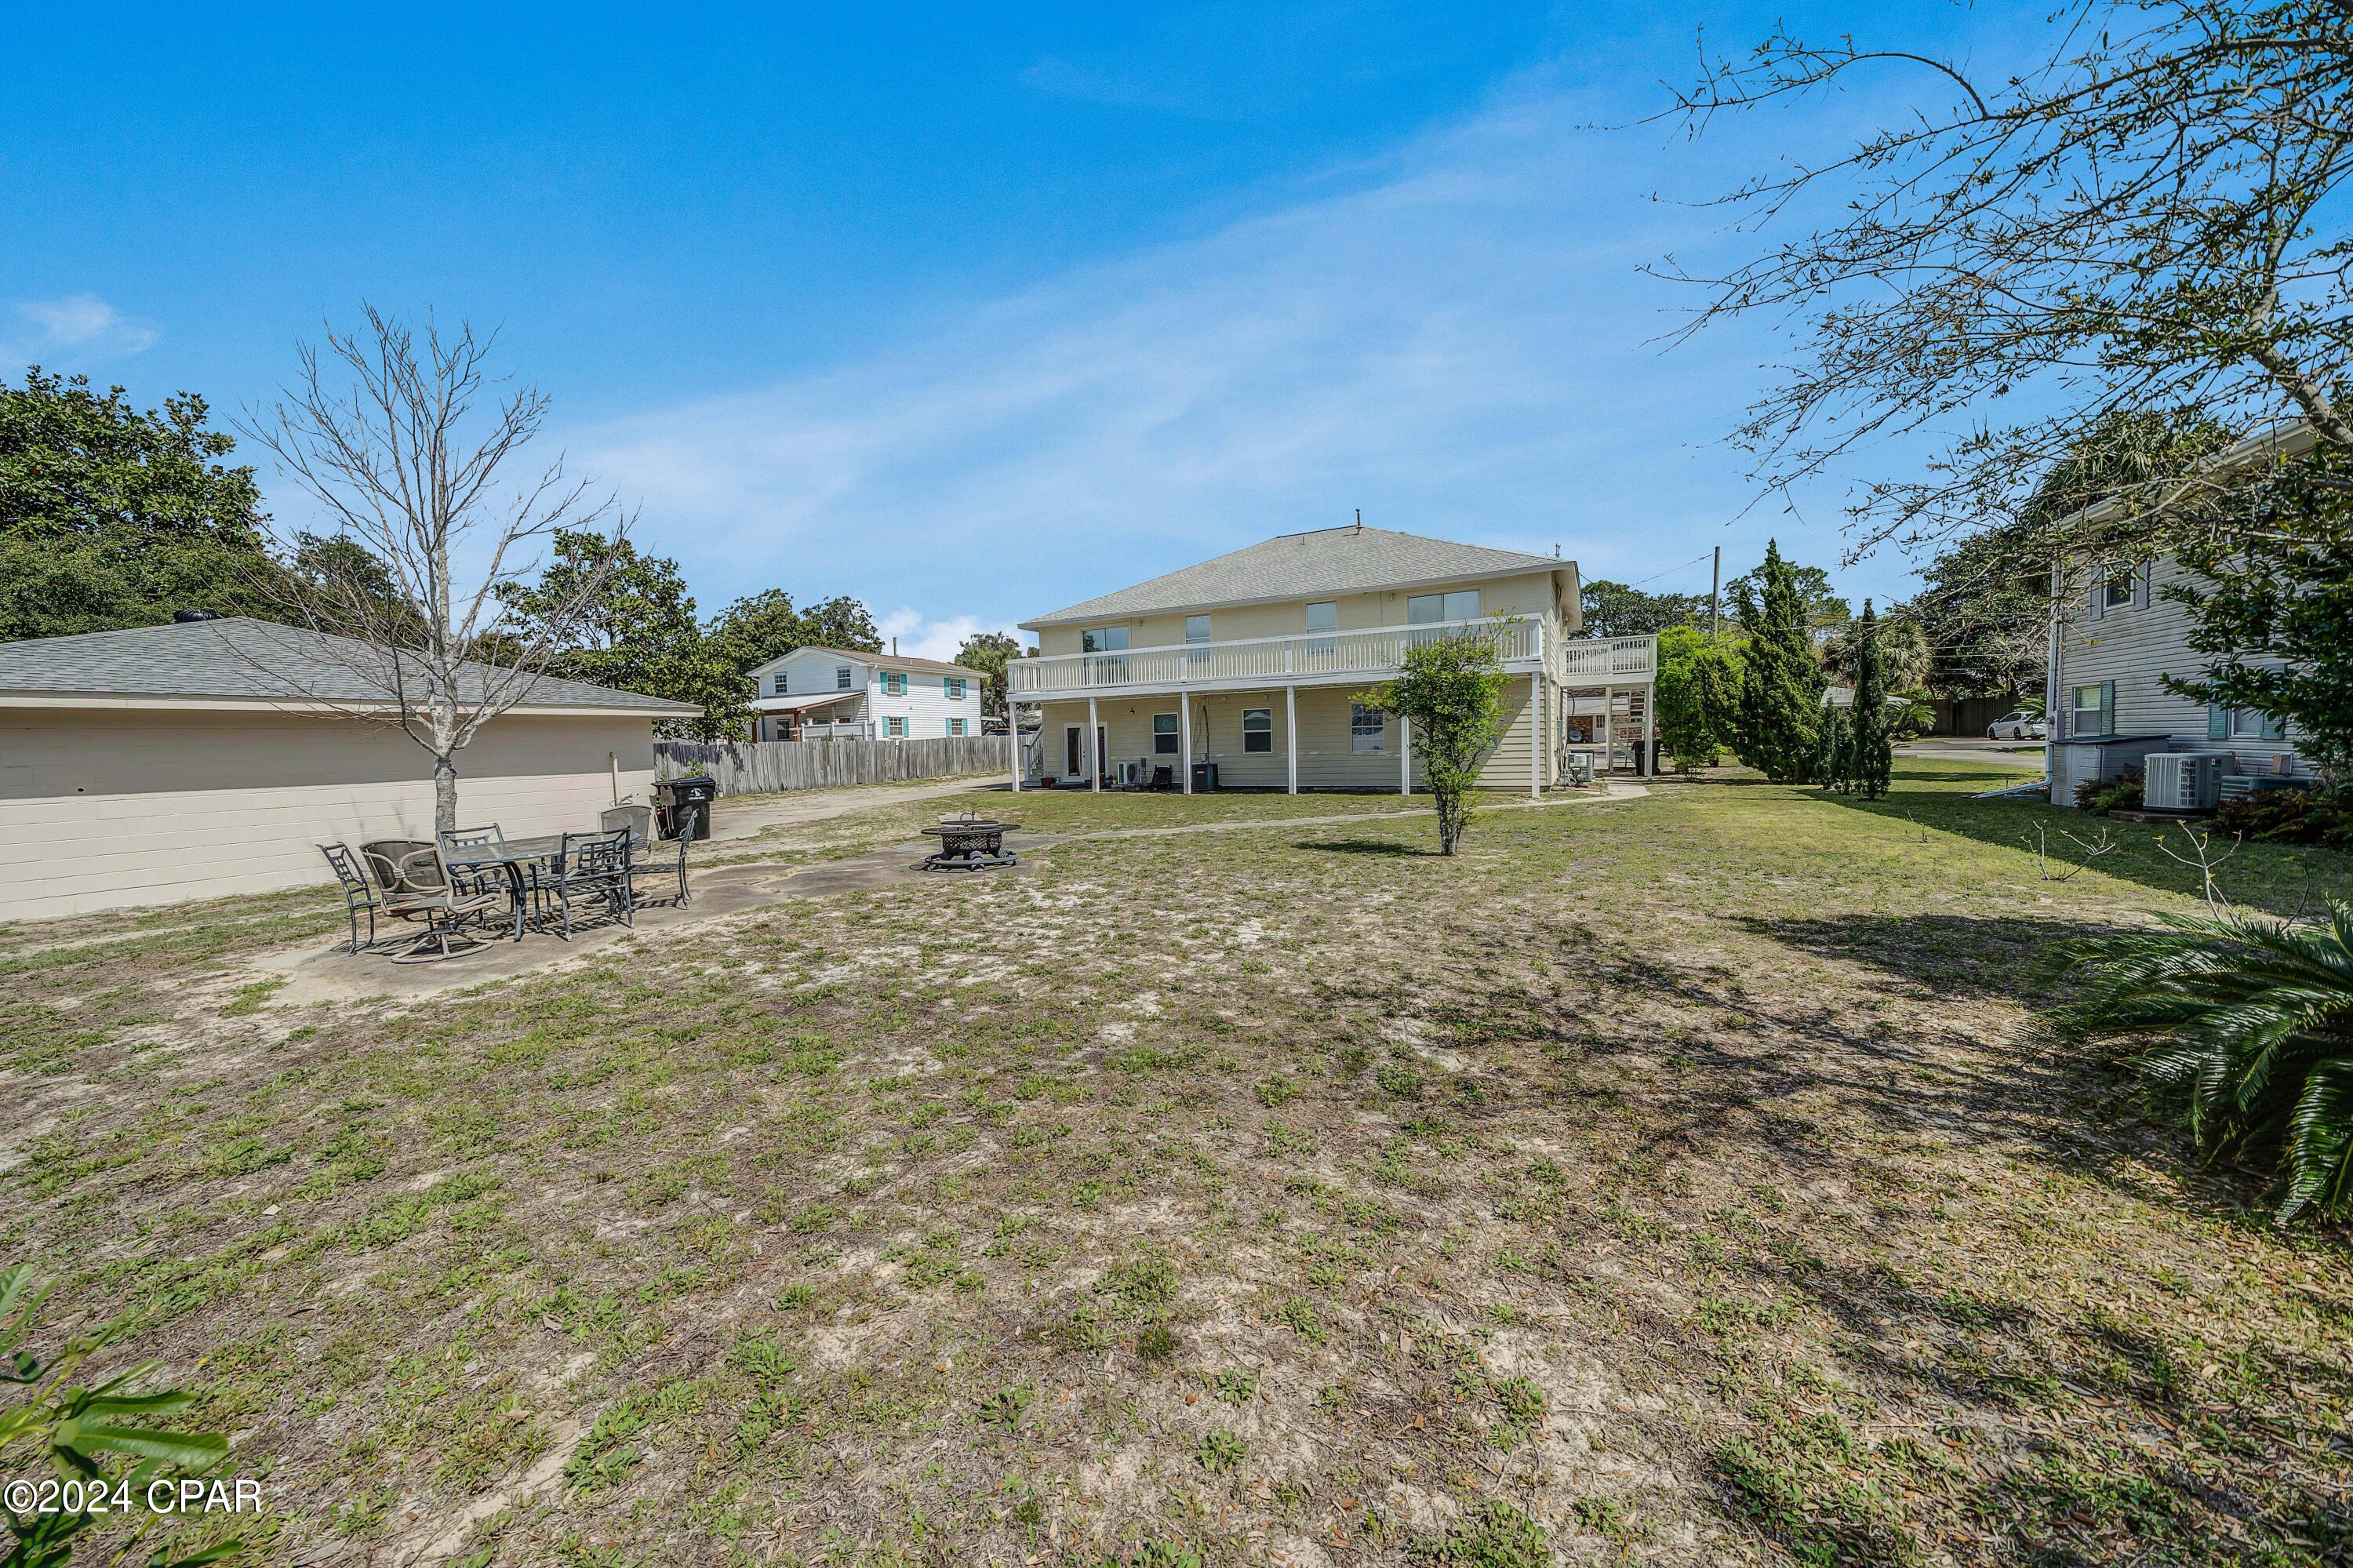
[319,802,700,964]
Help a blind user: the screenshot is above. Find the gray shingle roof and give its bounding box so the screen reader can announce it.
[768,645,987,679]
[0,617,700,715]
[1021,526,1566,628]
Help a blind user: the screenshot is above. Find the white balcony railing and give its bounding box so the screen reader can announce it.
[1009,620,1656,698]
[1555,635,1659,682]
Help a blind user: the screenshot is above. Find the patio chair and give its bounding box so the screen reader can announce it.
[547,827,635,939]
[358,840,504,963]
[439,822,529,904]
[632,801,698,908]
[600,804,654,844]
[319,842,391,952]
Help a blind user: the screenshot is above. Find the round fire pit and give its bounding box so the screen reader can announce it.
[919,817,1020,871]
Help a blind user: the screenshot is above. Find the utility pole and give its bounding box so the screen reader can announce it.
[1708,546,1722,638]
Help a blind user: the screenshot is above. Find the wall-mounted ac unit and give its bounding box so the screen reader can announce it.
[2144,751,2223,812]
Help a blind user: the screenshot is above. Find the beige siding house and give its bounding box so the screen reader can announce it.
[1012,525,1657,795]
[0,617,698,922]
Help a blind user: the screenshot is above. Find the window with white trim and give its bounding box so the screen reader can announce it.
[886,715,907,738]
[835,665,853,690]
[1242,708,1272,753]
[1152,712,1179,755]
[1351,704,1385,753]
[1185,614,1212,644]
[948,717,966,737]
[945,676,966,700]
[2103,574,2135,608]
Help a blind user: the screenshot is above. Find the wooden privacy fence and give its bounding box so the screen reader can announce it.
[654,736,1009,796]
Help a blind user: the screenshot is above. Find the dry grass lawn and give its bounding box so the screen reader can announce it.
[5,763,2351,1567]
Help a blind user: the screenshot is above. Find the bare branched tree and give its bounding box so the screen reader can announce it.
[241,307,628,834]
[1654,0,2353,562]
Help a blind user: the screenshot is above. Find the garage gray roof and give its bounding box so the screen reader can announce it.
[0,617,700,715]
[1022,526,1566,628]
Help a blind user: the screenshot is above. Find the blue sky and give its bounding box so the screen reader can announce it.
[3,2,2018,658]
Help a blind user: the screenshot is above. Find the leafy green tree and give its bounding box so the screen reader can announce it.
[1732,541,1825,782]
[1580,580,1707,638]
[1358,633,1509,856]
[954,631,1024,720]
[1654,627,1742,770]
[0,369,279,639]
[2166,448,2353,788]
[1726,559,1848,646]
[1814,698,1850,794]
[1851,600,1893,799]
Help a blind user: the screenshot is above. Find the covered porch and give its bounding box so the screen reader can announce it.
[747,690,871,743]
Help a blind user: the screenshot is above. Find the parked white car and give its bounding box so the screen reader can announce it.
[1987,711,2048,740]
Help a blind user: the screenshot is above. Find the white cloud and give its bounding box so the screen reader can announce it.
[6,292,160,362]
[580,62,1909,628]
[876,608,1027,664]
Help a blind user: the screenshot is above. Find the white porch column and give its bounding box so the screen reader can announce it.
[1088,695,1100,793]
[1009,705,1020,793]
[1286,686,1298,795]
[1181,697,1193,795]
[1530,671,1544,799]
[1399,711,1411,796]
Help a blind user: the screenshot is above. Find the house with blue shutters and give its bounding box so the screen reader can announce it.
[742,644,985,743]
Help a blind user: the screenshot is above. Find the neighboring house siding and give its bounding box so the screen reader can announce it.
[874,673,983,737]
[0,708,657,922]
[1031,570,1569,660]
[2056,556,2301,755]
[1035,675,1542,791]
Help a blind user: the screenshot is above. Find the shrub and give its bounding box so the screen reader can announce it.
[2074,772,2145,814]
[2210,787,2353,849]
[2038,901,2353,1222]
[1,1262,238,1568]
[1357,631,1510,855]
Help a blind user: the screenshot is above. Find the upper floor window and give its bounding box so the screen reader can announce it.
[1304,602,1337,635]
[1082,626,1129,653]
[882,671,907,697]
[771,672,788,696]
[2103,575,2135,609]
[835,664,853,690]
[945,676,966,700]
[1184,614,1212,644]
[1406,590,1480,627]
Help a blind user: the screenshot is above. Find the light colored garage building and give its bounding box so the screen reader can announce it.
[0,616,699,922]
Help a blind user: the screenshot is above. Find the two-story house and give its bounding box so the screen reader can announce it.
[2045,424,2316,806]
[1010,524,1657,795]
[744,645,985,743]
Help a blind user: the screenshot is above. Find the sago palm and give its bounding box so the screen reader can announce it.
[2039,900,2353,1224]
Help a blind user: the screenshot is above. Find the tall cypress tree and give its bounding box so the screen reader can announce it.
[1733,539,1825,782]
[1853,598,1893,799]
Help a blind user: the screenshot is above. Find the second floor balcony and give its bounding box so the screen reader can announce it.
[1009,617,1656,699]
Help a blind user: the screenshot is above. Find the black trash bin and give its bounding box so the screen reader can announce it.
[656,776,718,840]
[1190,761,1219,792]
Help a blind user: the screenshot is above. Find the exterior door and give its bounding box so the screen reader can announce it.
[1064,725,1082,778]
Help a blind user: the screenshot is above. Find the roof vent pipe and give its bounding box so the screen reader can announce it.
[173,609,219,623]
[892,636,898,656]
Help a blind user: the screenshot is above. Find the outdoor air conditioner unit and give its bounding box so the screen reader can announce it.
[2144,752,2223,812]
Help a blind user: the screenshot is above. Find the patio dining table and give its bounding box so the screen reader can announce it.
[446,829,646,941]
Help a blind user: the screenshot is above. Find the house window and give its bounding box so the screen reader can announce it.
[948,717,966,737]
[835,665,852,690]
[1082,626,1129,653]
[1406,590,1480,626]
[2104,574,2135,608]
[1152,712,1180,755]
[1185,614,1212,644]
[771,672,788,696]
[2226,707,2286,741]
[1351,704,1385,753]
[946,676,966,700]
[2070,682,2114,738]
[886,716,907,738]
[1242,708,1272,753]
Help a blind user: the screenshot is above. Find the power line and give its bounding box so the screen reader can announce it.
[1619,551,1715,589]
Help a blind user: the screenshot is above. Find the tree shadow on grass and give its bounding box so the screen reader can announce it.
[1291,838,1432,857]
[1815,784,2353,918]
[1736,911,2112,1002]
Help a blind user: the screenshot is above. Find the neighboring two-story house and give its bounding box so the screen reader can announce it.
[744,644,985,743]
[1010,524,1658,795]
[2045,424,2316,807]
